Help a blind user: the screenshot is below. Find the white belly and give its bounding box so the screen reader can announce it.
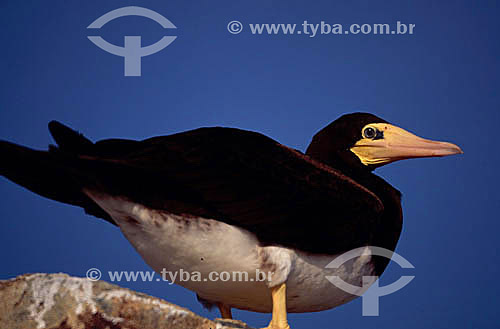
[85,191,376,313]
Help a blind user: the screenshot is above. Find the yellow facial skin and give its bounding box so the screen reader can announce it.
[350,123,463,167]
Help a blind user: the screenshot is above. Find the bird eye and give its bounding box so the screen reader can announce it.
[363,127,377,139]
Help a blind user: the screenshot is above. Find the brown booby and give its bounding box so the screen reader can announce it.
[0,113,462,329]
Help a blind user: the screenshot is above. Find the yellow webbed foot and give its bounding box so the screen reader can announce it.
[260,283,291,329]
[217,302,233,319]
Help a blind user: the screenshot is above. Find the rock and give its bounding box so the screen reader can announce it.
[0,273,253,329]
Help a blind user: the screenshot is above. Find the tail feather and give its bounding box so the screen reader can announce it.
[48,120,94,153]
[1,141,75,203]
[0,137,116,225]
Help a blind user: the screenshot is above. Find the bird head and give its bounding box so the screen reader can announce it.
[306,113,463,172]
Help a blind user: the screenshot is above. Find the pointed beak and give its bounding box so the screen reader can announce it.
[350,123,463,166]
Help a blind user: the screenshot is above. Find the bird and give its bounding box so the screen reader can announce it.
[0,113,462,329]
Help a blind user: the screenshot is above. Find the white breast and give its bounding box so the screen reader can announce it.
[85,191,376,313]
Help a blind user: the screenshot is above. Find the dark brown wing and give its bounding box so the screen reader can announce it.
[79,127,385,255]
[1,125,385,255]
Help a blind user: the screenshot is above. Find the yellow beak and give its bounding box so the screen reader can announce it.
[350,123,463,166]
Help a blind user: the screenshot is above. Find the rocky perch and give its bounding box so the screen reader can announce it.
[0,273,252,329]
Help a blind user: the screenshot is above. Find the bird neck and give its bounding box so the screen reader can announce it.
[345,169,404,275]
[305,144,403,258]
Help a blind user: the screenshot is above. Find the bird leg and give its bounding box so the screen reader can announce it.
[217,302,233,319]
[262,282,291,329]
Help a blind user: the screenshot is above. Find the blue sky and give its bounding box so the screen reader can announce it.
[1,1,499,328]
